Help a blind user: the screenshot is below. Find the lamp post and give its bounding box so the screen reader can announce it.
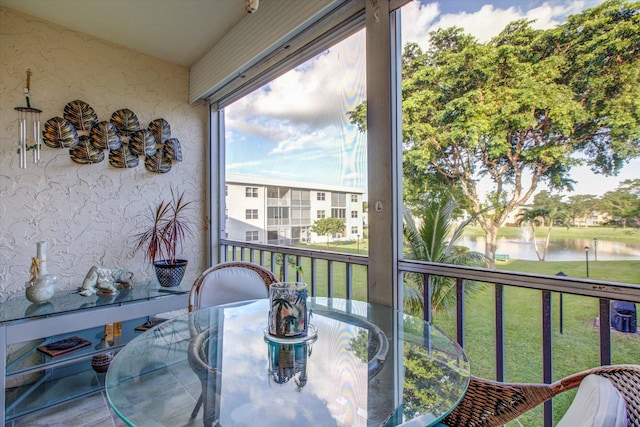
[584,246,590,278]
[593,237,598,261]
[356,234,360,254]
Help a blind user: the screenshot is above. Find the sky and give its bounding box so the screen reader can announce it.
[225,0,639,198]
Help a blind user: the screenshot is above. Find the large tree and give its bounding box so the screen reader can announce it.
[350,0,640,267]
[566,194,600,227]
[600,178,640,227]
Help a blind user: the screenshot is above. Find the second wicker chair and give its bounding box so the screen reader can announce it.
[441,364,640,427]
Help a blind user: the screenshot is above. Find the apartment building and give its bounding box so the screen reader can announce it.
[225,174,365,245]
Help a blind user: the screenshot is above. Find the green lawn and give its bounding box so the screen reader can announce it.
[500,259,640,284]
[463,225,640,244]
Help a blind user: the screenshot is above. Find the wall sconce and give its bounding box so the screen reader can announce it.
[15,69,42,168]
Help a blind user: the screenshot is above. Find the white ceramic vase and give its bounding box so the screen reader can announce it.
[25,241,56,304]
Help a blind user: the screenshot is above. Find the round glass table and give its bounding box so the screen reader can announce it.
[106,298,469,427]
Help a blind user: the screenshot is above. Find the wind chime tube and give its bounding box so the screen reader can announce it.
[33,112,41,163]
[19,110,27,169]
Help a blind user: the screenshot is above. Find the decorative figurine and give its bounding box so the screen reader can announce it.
[78,266,133,296]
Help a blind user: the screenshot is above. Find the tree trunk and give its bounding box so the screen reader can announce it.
[532,225,544,261]
[541,225,555,261]
[484,228,498,269]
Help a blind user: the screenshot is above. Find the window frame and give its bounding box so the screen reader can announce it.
[210,0,403,308]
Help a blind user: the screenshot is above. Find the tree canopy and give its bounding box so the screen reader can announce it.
[311,217,345,246]
[349,0,640,265]
[600,178,640,227]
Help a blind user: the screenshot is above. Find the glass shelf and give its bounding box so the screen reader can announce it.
[0,282,188,325]
[5,364,105,421]
[6,317,146,377]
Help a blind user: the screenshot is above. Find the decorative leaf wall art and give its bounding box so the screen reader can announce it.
[70,137,105,164]
[110,109,140,136]
[64,100,98,133]
[42,100,183,173]
[90,121,121,150]
[129,129,157,157]
[109,144,139,168]
[42,117,79,148]
[148,118,170,145]
[164,138,183,162]
[144,150,171,173]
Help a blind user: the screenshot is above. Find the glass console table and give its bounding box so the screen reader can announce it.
[106,298,470,427]
[0,282,189,421]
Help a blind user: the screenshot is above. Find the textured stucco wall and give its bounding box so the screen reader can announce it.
[0,7,208,300]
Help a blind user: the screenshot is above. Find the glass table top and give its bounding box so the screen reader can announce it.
[0,282,188,324]
[106,298,470,427]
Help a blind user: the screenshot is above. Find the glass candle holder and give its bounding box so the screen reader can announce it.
[268,282,308,338]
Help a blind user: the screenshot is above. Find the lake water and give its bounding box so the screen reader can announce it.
[458,236,640,261]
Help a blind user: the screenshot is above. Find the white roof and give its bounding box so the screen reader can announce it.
[226,174,364,194]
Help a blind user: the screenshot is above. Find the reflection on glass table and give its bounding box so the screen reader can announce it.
[105,298,470,427]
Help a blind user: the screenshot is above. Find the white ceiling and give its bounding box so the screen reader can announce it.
[0,0,250,67]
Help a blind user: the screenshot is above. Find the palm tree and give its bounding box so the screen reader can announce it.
[271,297,293,335]
[515,193,571,261]
[403,194,487,315]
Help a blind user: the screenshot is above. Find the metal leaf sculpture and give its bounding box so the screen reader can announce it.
[110,109,140,136]
[90,121,122,150]
[164,138,183,162]
[109,144,139,168]
[69,137,105,164]
[148,118,171,145]
[144,148,171,173]
[129,129,157,156]
[42,117,79,148]
[63,100,98,132]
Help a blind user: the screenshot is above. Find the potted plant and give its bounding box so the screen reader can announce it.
[133,188,195,287]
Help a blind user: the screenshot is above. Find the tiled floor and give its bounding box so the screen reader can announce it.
[5,392,127,427]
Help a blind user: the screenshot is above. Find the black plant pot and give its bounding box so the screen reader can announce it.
[154,259,188,287]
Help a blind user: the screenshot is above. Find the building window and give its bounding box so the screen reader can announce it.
[245,209,258,219]
[317,192,325,201]
[245,187,258,198]
[351,211,358,218]
[351,226,358,234]
[331,208,346,219]
[317,210,325,219]
[246,231,259,241]
[351,194,358,203]
[331,192,346,207]
[225,185,228,196]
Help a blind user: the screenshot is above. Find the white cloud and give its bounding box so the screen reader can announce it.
[401,1,593,48]
[226,32,366,156]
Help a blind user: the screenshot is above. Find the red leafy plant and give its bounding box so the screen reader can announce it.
[133,188,195,265]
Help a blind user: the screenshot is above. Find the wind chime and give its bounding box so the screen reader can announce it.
[15,69,42,168]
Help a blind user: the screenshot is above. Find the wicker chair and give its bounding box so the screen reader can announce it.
[188,261,278,425]
[188,261,278,312]
[441,364,640,427]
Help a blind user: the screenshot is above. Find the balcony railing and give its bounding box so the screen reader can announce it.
[219,239,640,426]
[221,239,368,300]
